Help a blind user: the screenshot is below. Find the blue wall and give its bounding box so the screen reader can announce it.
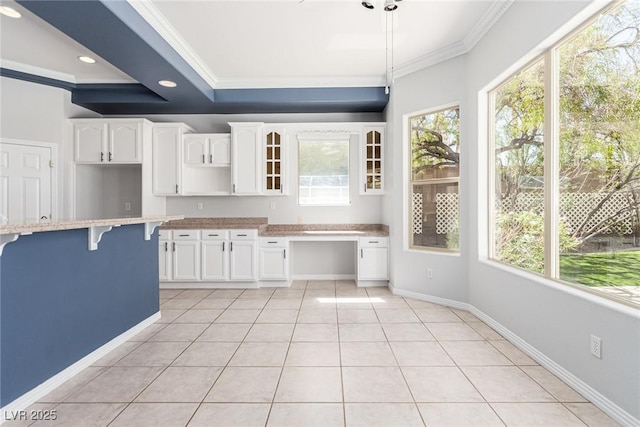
[0,224,159,406]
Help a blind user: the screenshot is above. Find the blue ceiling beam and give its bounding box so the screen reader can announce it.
[12,0,389,115]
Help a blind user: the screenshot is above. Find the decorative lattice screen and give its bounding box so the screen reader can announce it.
[435,193,460,235]
[498,192,636,235]
[412,192,423,234]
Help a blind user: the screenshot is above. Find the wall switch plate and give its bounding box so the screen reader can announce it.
[124,202,131,211]
[590,335,602,359]
[427,268,433,279]
[197,202,204,211]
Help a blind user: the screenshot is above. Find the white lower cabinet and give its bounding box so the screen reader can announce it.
[160,229,257,283]
[229,230,257,281]
[357,237,389,282]
[259,238,289,281]
[201,230,229,281]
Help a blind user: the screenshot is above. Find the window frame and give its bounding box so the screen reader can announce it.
[487,0,639,308]
[407,104,461,254]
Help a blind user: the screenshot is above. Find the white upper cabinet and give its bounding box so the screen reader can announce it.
[182,134,232,196]
[152,123,193,195]
[74,119,143,164]
[184,134,231,166]
[230,123,263,195]
[360,126,385,195]
[263,126,287,195]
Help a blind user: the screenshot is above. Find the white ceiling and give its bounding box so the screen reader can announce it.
[0,0,511,88]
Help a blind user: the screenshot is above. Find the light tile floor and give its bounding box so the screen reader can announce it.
[9,281,620,427]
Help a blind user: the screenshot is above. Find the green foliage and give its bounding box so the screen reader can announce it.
[496,211,578,274]
[298,140,349,176]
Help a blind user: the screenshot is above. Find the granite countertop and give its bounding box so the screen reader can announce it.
[0,215,184,235]
[161,217,268,230]
[260,223,389,237]
[162,218,389,237]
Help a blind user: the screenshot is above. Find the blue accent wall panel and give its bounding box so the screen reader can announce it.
[0,225,159,406]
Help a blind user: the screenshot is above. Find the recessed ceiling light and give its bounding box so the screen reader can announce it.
[0,6,21,18]
[158,80,177,88]
[361,1,374,9]
[78,56,96,64]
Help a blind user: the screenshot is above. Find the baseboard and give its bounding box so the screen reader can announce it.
[390,286,471,311]
[160,282,259,289]
[0,312,161,424]
[468,307,640,427]
[292,274,356,281]
[389,285,639,427]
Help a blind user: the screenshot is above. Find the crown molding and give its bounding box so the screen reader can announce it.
[127,0,219,89]
[393,41,467,79]
[393,0,514,80]
[214,75,387,89]
[463,0,515,50]
[0,60,76,84]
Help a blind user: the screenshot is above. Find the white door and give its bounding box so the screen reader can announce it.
[232,126,262,194]
[229,240,256,281]
[202,240,228,280]
[0,143,52,225]
[211,135,231,166]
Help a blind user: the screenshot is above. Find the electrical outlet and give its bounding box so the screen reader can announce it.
[124,202,131,211]
[197,202,204,211]
[590,335,602,359]
[427,268,433,279]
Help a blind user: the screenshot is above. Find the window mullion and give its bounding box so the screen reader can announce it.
[544,49,560,279]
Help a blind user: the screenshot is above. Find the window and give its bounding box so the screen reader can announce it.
[489,0,640,306]
[409,106,460,251]
[298,137,350,206]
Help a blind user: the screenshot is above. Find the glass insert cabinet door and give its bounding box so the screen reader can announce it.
[264,129,284,194]
[362,126,384,194]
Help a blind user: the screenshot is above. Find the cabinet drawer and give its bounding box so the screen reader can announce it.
[259,237,288,247]
[201,230,229,240]
[158,229,172,240]
[172,230,199,240]
[358,237,388,247]
[230,229,257,240]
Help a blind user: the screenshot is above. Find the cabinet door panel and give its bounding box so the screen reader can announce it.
[232,127,261,194]
[109,123,141,163]
[75,123,106,163]
[229,240,256,281]
[184,136,209,165]
[153,127,181,195]
[358,247,388,280]
[173,241,200,281]
[211,135,231,166]
[159,240,172,281]
[259,247,288,280]
[202,241,228,281]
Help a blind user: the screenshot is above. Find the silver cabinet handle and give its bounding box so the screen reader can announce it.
[164,242,168,252]
[360,249,363,258]
[172,242,176,252]
[369,241,379,244]
[283,249,286,259]
[109,152,113,162]
[364,183,367,192]
[230,242,233,251]
[268,241,278,244]
[208,234,219,237]
[223,241,225,251]
[100,152,104,162]
[179,234,189,237]
[175,184,179,194]
[209,154,213,163]
[202,154,205,163]
[238,234,247,237]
